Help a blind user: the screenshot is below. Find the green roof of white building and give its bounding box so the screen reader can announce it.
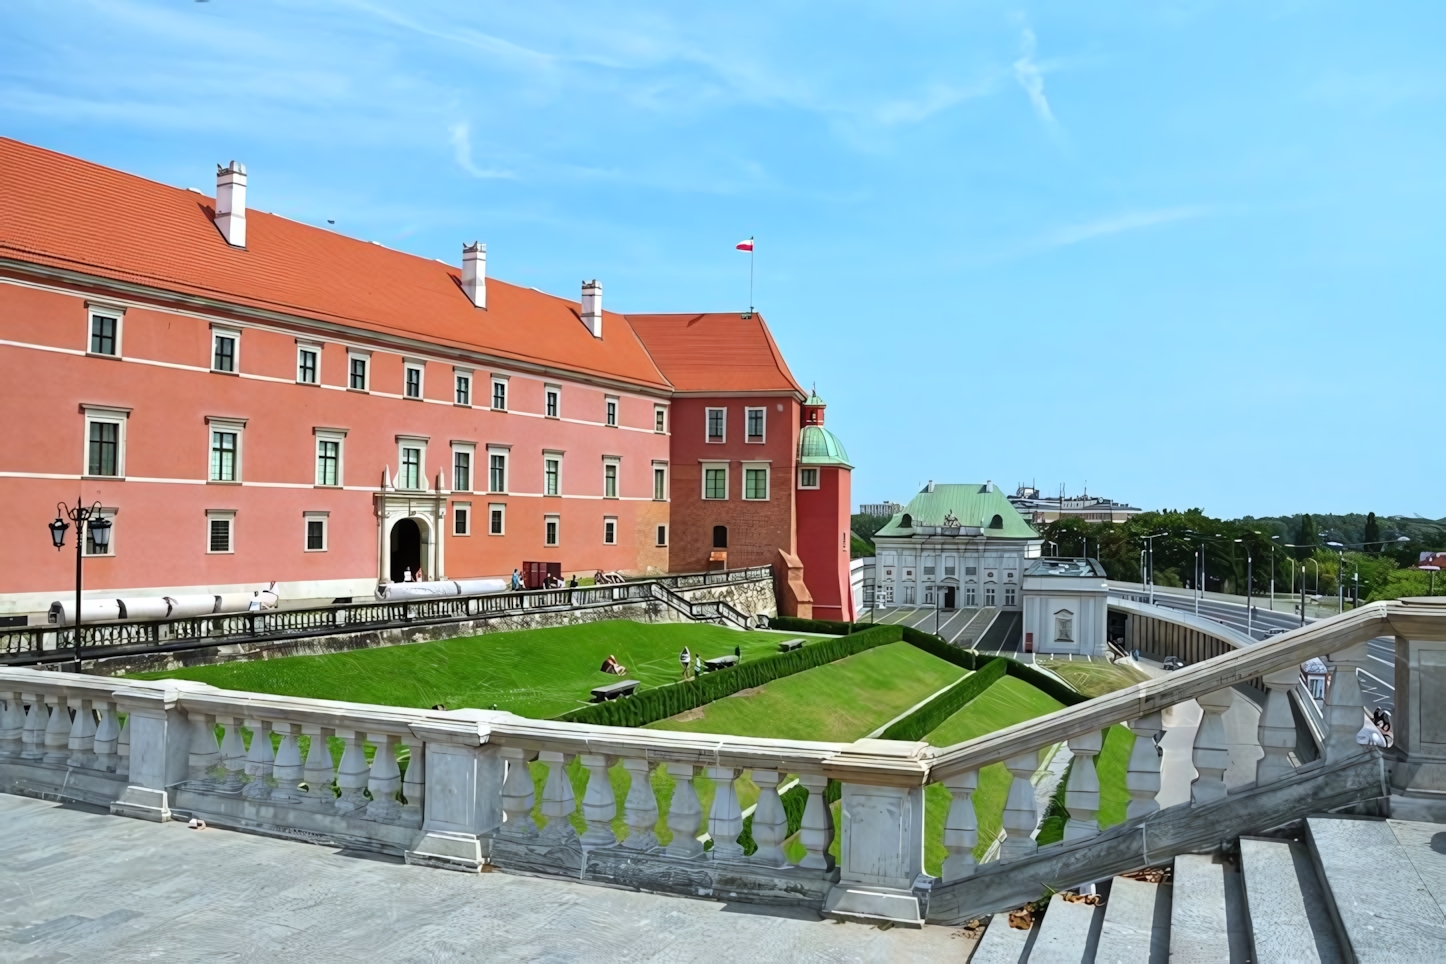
[875,483,1039,539]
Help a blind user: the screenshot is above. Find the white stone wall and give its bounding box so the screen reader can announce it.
[1021,579,1109,657]
[874,536,1030,610]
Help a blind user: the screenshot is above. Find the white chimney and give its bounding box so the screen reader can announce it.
[215,161,247,247]
[581,279,603,338]
[461,242,487,308]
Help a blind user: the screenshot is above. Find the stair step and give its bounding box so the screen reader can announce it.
[970,913,1032,964]
[1025,893,1098,963]
[1169,854,1232,963]
[1307,816,1446,961]
[1238,837,1343,964]
[1094,876,1169,964]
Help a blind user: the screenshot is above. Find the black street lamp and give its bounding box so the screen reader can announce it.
[49,500,111,670]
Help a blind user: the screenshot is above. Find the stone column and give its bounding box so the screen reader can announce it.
[825,781,925,925]
[749,770,788,868]
[499,746,537,837]
[366,734,402,821]
[1191,689,1234,806]
[941,770,978,882]
[0,692,25,760]
[93,701,120,772]
[110,681,201,822]
[1256,669,1300,786]
[66,697,97,769]
[706,766,744,861]
[579,753,618,848]
[401,738,426,815]
[619,757,658,851]
[241,718,274,800]
[1064,730,1103,841]
[665,764,704,858]
[20,696,44,761]
[187,711,221,789]
[217,718,247,793]
[1325,644,1371,760]
[1000,749,1041,859]
[116,712,130,777]
[333,729,371,813]
[270,723,304,804]
[41,696,70,764]
[796,773,834,871]
[301,725,336,807]
[537,750,578,844]
[1125,712,1163,820]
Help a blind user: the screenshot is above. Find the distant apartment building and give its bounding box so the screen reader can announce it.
[857,501,903,517]
[1008,486,1142,525]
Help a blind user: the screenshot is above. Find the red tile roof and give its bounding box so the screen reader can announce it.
[625,312,803,395]
[0,138,670,390]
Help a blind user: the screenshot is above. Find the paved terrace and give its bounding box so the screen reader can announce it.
[0,794,971,962]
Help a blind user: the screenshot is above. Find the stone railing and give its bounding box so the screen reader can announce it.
[3,597,1444,926]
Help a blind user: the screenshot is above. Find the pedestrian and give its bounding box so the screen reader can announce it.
[679,646,691,681]
[404,567,414,582]
[569,574,578,589]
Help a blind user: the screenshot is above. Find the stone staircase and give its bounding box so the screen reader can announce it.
[969,815,1446,963]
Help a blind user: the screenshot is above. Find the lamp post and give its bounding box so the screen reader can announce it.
[1235,538,1253,638]
[1424,565,1441,596]
[1268,535,1280,611]
[1141,532,1169,606]
[49,500,112,670]
[1326,542,1347,614]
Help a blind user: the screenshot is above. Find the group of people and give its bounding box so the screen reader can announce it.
[510,569,579,591]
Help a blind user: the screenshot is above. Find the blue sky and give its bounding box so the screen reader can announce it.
[4,1,1443,519]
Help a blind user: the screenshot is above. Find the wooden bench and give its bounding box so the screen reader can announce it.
[702,654,739,672]
[590,679,639,702]
[777,638,804,653]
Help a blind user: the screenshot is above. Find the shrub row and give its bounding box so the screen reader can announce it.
[766,615,861,635]
[555,624,903,726]
[877,656,1008,742]
[1003,661,1089,707]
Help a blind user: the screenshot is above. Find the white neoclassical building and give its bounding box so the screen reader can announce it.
[871,482,1043,611]
[1021,557,1110,656]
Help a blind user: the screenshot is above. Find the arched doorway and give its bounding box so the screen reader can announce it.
[713,525,728,549]
[943,586,957,610]
[390,518,423,582]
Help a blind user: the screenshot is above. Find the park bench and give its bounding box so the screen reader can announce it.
[590,679,639,702]
[702,654,738,672]
[777,638,803,653]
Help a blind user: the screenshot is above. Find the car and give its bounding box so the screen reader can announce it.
[1162,656,1183,671]
[1263,628,1288,638]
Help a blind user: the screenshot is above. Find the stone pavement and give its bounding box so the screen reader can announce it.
[0,794,974,962]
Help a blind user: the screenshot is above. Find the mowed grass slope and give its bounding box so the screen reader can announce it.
[129,620,795,719]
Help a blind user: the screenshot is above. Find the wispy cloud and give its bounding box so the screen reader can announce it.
[448,122,515,180]
[1042,206,1212,248]
[1013,25,1060,134]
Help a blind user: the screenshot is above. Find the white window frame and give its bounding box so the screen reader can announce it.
[742,461,770,501]
[451,442,476,493]
[798,467,820,489]
[347,350,370,392]
[211,326,240,374]
[206,416,247,484]
[545,385,561,419]
[544,451,563,497]
[603,456,620,499]
[744,406,766,443]
[397,435,429,491]
[702,461,728,501]
[82,405,129,479]
[655,523,668,547]
[1005,587,1017,607]
[605,396,619,427]
[654,405,667,434]
[403,360,425,400]
[83,507,118,557]
[206,509,237,555]
[453,501,471,536]
[705,407,726,443]
[86,303,124,358]
[544,512,560,547]
[296,342,321,385]
[491,375,509,412]
[1055,609,1074,642]
[314,427,346,487]
[652,461,668,502]
[603,515,617,545]
[454,368,473,407]
[487,444,510,494]
[304,511,329,552]
[488,503,506,536]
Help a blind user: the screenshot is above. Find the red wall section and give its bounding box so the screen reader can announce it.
[796,464,854,622]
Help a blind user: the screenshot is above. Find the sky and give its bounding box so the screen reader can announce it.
[3,1,1443,520]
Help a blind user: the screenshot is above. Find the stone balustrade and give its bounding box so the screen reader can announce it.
[3,597,1445,927]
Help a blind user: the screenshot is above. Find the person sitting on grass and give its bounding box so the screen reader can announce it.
[599,654,626,676]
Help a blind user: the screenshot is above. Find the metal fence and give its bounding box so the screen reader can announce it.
[0,566,774,665]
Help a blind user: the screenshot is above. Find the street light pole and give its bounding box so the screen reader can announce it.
[1299,564,1306,627]
[49,500,111,671]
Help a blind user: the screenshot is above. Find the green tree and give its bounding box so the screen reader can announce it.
[1294,514,1318,560]
[1363,512,1381,553]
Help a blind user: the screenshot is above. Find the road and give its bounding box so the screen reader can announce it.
[856,605,1013,651]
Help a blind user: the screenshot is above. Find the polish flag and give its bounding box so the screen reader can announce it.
[735,237,754,252]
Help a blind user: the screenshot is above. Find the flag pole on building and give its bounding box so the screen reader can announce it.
[736,236,755,318]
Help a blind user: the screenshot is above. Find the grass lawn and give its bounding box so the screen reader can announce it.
[128,620,796,719]
[1037,659,1149,698]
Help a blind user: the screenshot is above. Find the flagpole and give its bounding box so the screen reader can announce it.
[749,241,754,314]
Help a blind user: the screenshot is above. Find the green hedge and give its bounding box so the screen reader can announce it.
[556,624,903,726]
[766,615,860,635]
[878,656,1008,742]
[1003,661,1089,707]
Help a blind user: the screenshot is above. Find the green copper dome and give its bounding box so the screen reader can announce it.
[803,390,827,407]
[799,424,851,467]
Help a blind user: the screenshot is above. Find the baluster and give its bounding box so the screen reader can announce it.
[941,770,978,881]
[999,749,1040,859]
[271,723,304,804]
[499,747,536,837]
[188,712,221,788]
[218,718,247,793]
[797,773,835,870]
[93,701,120,772]
[42,697,71,764]
[749,770,788,867]
[1125,712,1163,820]
[619,757,657,851]
[365,734,402,821]
[241,719,274,800]
[538,750,577,843]
[665,764,704,858]
[401,739,425,816]
[66,697,97,769]
[1325,644,1371,759]
[0,692,25,759]
[302,725,336,807]
[20,696,45,761]
[334,730,370,813]
[1064,730,1103,841]
[579,753,618,848]
[1257,669,1299,786]
[116,711,130,777]
[707,766,744,861]
[1191,689,1234,805]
